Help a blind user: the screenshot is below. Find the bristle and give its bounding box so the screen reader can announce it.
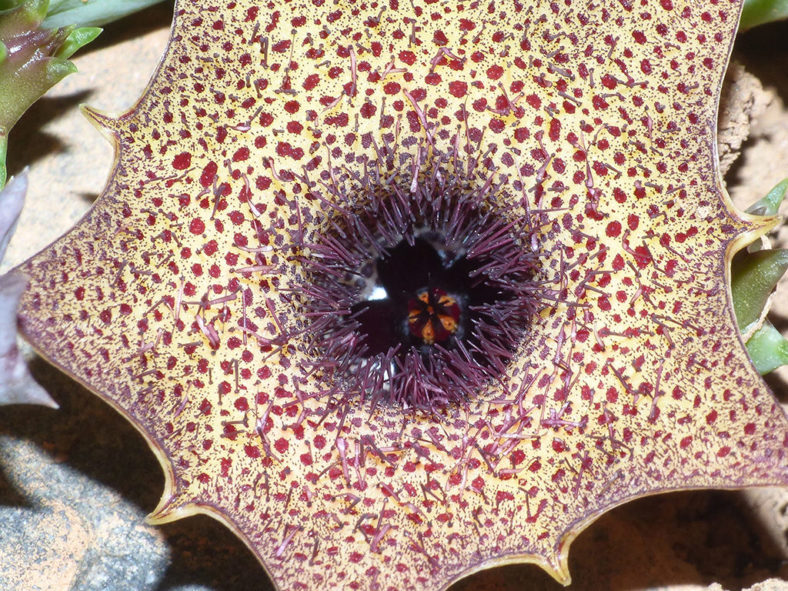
[291,146,560,412]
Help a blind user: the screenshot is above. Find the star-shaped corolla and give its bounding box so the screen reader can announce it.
[16,1,788,589]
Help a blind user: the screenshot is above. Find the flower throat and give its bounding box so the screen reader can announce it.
[353,236,507,357]
[299,184,541,410]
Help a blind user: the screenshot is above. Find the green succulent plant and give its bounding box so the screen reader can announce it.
[732,179,788,373]
[41,0,163,28]
[0,0,100,187]
[0,0,165,189]
[741,0,788,30]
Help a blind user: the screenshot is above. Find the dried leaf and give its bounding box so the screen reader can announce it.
[16,1,788,589]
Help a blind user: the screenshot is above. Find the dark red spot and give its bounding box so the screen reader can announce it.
[425,72,441,85]
[510,449,525,466]
[200,161,218,187]
[548,119,561,142]
[487,65,504,80]
[360,102,377,118]
[203,239,218,255]
[399,50,416,65]
[272,40,291,53]
[190,218,206,235]
[489,118,505,133]
[172,152,191,170]
[514,128,529,142]
[459,18,475,31]
[384,81,401,95]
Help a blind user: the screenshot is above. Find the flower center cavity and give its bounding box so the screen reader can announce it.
[298,185,541,410]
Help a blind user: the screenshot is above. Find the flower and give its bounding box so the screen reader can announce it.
[16,1,788,590]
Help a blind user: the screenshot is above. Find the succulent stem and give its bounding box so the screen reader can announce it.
[0,0,100,188]
[741,0,788,31]
[733,178,788,374]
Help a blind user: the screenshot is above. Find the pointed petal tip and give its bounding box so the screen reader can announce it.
[40,395,59,410]
[2,381,59,409]
[450,548,572,589]
[4,167,29,192]
[551,544,573,586]
[728,213,779,261]
[80,105,119,134]
[730,177,788,250]
[20,374,59,408]
[0,384,58,409]
[146,489,197,524]
[0,272,56,410]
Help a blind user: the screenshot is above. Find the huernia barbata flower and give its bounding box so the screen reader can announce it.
[15,0,788,589]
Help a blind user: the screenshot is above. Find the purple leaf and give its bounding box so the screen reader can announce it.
[0,172,57,408]
[0,170,27,262]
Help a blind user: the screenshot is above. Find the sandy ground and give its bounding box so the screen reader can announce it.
[0,5,786,591]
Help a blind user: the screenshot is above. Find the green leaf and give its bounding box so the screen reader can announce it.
[0,0,101,188]
[42,0,164,28]
[44,57,77,84]
[54,25,101,59]
[741,0,788,31]
[731,249,788,332]
[734,179,788,375]
[745,321,788,374]
[745,178,788,217]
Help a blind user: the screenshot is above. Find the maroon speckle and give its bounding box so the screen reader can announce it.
[190,218,206,235]
[172,152,191,170]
